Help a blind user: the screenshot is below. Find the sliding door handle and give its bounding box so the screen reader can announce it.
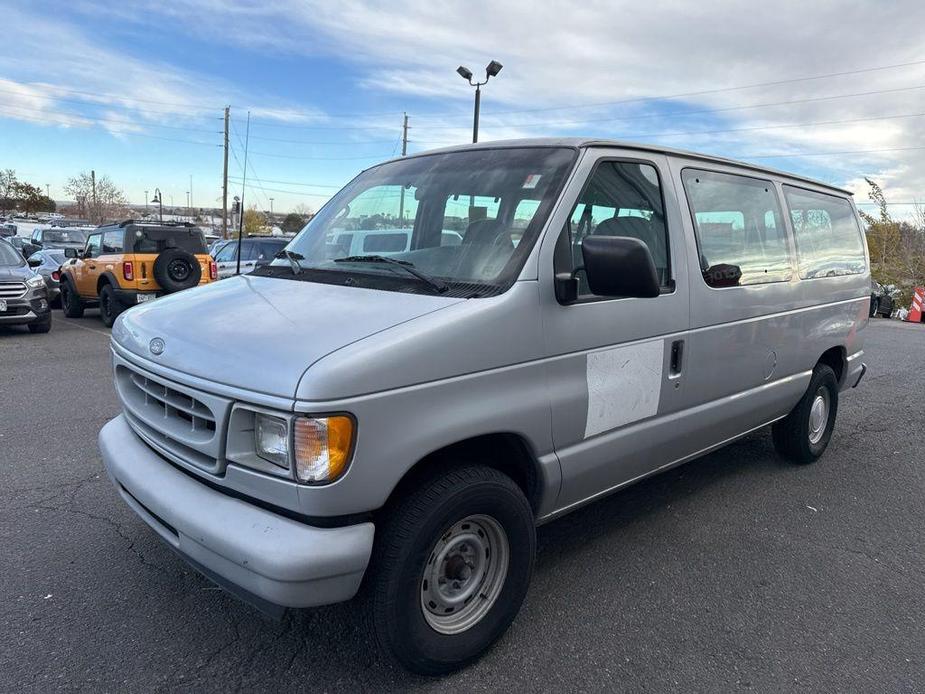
[669,339,684,377]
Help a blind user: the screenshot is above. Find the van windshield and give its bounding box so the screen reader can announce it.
[270,147,576,296]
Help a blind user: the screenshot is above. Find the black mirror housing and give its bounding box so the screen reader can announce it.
[581,235,661,299]
[64,247,78,258]
[27,257,41,267]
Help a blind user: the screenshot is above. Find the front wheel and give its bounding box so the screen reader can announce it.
[60,280,84,318]
[368,466,535,675]
[772,363,839,464]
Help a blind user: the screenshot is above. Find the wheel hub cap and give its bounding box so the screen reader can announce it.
[420,514,509,635]
[808,390,829,445]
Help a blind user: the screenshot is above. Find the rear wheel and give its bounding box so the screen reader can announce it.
[368,466,535,675]
[60,280,84,318]
[99,284,124,328]
[772,364,839,464]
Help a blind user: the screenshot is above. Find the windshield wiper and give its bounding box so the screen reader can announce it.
[275,249,304,275]
[334,255,449,293]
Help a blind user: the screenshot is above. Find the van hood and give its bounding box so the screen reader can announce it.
[112,274,465,398]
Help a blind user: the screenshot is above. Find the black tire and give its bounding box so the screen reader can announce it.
[153,248,201,293]
[368,466,535,675]
[60,279,84,318]
[98,284,124,328]
[27,314,52,334]
[772,363,839,464]
[868,298,878,318]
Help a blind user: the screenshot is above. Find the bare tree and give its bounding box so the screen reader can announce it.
[64,171,128,223]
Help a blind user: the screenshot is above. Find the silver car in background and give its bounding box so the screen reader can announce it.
[26,248,67,306]
[99,138,869,674]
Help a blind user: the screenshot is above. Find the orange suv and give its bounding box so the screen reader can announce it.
[60,220,217,326]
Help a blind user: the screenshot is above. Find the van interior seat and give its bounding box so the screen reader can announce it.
[454,218,514,279]
[594,216,666,282]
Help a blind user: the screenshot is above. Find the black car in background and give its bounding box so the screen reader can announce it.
[0,238,52,333]
[870,281,894,318]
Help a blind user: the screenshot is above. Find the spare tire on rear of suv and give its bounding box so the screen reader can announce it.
[153,248,201,294]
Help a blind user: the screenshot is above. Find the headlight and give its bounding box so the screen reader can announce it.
[228,406,355,484]
[294,416,354,484]
[254,413,289,468]
[26,275,45,288]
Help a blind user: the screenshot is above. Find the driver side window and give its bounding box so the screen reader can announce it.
[556,160,671,297]
[86,234,102,259]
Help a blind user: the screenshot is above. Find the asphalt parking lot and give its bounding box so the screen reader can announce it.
[1,312,923,692]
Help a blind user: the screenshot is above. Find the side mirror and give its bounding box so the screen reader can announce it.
[64,247,78,259]
[27,257,41,267]
[581,236,661,299]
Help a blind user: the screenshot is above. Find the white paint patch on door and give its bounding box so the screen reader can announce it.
[584,339,664,438]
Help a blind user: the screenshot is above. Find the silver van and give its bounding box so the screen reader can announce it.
[100,138,869,674]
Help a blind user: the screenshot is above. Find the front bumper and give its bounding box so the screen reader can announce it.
[99,415,375,610]
[0,294,50,325]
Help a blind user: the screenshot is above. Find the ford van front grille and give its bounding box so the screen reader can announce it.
[114,363,232,474]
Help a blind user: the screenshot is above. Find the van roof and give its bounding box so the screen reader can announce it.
[390,137,853,196]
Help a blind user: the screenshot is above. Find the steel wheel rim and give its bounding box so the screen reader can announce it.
[420,514,509,635]
[168,259,190,281]
[808,388,830,445]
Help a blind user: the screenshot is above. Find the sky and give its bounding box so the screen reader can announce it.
[1,0,924,217]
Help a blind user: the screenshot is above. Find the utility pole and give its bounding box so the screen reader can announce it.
[189,174,194,221]
[145,190,149,216]
[401,112,409,156]
[269,197,274,216]
[91,170,98,224]
[236,111,250,276]
[45,184,50,198]
[222,106,230,238]
[399,112,409,224]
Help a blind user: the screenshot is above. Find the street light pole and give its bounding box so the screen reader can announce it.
[457,60,502,144]
[144,190,149,216]
[151,188,163,222]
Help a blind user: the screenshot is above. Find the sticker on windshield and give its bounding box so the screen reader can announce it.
[522,174,542,189]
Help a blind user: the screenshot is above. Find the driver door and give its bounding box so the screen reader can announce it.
[75,232,102,297]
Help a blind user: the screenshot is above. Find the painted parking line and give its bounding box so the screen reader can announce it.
[58,317,111,337]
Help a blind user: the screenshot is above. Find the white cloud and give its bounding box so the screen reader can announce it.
[5,0,925,214]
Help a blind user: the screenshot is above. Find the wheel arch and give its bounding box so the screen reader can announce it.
[816,345,847,386]
[97,271,121,294]
[377,432,545,519]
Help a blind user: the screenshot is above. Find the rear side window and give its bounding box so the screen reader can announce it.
[682,169,791,288]
[102,230,124,254]
[133,228,207,254]
[783,186,866,279]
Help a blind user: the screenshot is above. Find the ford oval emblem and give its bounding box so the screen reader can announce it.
[149,337,166,356]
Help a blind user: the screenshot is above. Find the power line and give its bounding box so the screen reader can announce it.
[248,149,396,161]
[0,107,221,146]
[744,146,925,159]
[0,102,222,133]
[415,57,925,120]
[636,111,925,139]
[227,176,343,188]
[0,81,225,110]
[412,83,925,132]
